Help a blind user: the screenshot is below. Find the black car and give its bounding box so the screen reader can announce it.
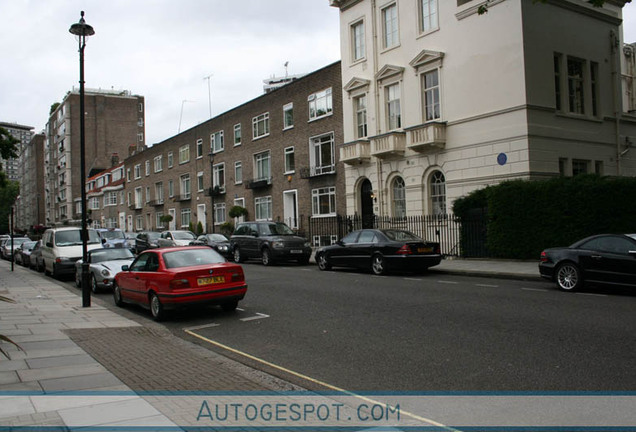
[189,234,231,258]
[539,233,636,291]
[134,231,162,254]
[316,229,442,275]
[230,221,312,265]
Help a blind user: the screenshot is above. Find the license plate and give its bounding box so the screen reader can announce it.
[290,250,303,254]
[417,247,433,253]
[197,276,225,286]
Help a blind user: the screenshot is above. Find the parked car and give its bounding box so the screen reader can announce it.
[97,228,128,249]
[40,227,103,278]
[113,246,247,321]
[157,230,197,247]
[75,247,136,293]
[29,240,44,271]
[14,240,37,266]
[539,233,636,292]
[134,231,162,254]
[1,237,30,261]
[316,229,442,275]
[190,233,231,258]
[123,232,137,250]
[230,221,312,266]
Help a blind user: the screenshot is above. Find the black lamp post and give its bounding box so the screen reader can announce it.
[69,11,95,308]
[208,151,215,234]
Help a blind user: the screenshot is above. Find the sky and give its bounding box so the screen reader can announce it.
[1,0,635,146]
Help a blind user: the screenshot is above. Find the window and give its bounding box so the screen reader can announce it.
[235,161,243,184]
[595,160,603,175]
[572,159,589,176]
[255,151,271,181]
[420,0,438,34]
[308,88,333,120]
[354,95,367,139]
[196,139,203,159]
[156,212,164,229]
[382,3,399,49]
[145,160,150,176]
[197,172,204,192]
[386,83,401,130]
[554,54,562,111]
[430,171,446,215]
[179,145,190,164]
[423,69,441,121]
[134,188,142,209]
[283,103,294,129]
[154,156,163,173]
[234,124,241,146]
[134,164,141,179]
[567,58,585,114]
[145,186,150,203]
[213,163,225,191]
[351,20,365,61]
[181,208,191,228]
[392,177,406,218]
[591,62,599,117]
[312,187,336,216]
[168,180,174,197]
[168,152,174,168]
[252,113,270,139]
[136,215,143,231]
[89,197,100,210]
[255,196,273,221]
[211,131,224,153]
[214,203,226,225]
[180,174,191,198]
[310,133,335,175]
[155,182,164,204]
[284,147,295,174]
[137,133,144,142]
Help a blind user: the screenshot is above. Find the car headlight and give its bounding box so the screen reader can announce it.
[101,269,110,277]
[272,241,285,249]
[218,245,228,251]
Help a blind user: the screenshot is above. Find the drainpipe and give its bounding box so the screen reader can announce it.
[371,0,384,216]
[611,30,623,175]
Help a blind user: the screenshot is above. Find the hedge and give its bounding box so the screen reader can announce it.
[453,175,636,259]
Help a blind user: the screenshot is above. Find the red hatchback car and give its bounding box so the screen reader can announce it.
[113,246,247,321]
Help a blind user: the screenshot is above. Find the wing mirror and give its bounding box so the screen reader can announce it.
[122,265,129,271]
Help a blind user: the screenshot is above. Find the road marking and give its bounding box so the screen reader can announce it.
[184,329,458,431]
[240,312,270,322]
[403,278,422,282]
[576,292,608,297]
[436,280,458,284]
[521,288,548,292]
[476,284,499,288]
[236,308,245,311]
[182,322,220,331]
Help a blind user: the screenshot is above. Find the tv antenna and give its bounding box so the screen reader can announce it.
[203,73,213,118]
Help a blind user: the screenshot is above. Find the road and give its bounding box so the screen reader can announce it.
[147,262,636,392]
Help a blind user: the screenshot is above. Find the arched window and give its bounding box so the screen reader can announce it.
[392,176,406,218]
[430,171,446,215]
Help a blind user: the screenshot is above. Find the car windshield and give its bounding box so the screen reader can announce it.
[383,230,423,242]
[22,241,37,250]
[100,230,125,240]
[10,238,29,246]
[90,248,134,263]
[173,231,196,240]
[55,229,101,246]
[146,232,161,240]
[261,223,295,236]
[206,234,228,242]
[163,248,225,269]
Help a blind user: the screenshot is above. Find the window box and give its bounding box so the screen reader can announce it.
[245,178,272,189]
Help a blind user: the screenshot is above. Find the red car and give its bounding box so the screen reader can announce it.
[113,246,247,321]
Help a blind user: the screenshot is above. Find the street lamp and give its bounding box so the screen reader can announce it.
[208,151,215,234]
[69,11,95,308]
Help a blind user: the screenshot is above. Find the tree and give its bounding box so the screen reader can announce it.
[0,181,19,234]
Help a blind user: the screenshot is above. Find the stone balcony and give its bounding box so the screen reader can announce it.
[370,131,406,158]
[339,140,371,165]
[406,122,446,152]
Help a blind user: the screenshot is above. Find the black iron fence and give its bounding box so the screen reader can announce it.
[306,213,489,258]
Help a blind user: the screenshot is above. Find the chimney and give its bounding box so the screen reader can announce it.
[111,152,119,167]
[128,144,137,157]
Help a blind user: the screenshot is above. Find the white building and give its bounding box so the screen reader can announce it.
[330,0,636,220]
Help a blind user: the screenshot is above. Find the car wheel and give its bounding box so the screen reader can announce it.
[371,254,387,275]
[113,282,125,307]
[221,299,238,312]
[317,253,331,271]
[556,262,582,292]
[261,248,274,266]
[149,293,165,321]
[233,247,244,263]
[91,275,99,294]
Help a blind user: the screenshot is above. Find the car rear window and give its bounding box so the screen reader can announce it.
[163,248,225,269]
[383,230,423,242]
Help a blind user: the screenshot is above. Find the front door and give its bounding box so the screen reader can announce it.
[283,190,298,229]
[197,204,206,233]
[168,208,176,231]
[361,179,374,229]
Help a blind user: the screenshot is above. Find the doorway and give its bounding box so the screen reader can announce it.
[283,190,298,229]
[360,179,374,229]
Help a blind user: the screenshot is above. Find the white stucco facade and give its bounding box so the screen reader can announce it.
[330,0,636,220]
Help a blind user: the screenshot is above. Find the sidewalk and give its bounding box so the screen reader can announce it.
[0,257,540,430]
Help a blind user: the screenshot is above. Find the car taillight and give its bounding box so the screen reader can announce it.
[540,251,548,263]
[231,271,244,282]
[169,279,190,289]
[396,245,412,255]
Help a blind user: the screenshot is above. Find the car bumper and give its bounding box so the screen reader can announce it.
[55,262,78,275]
[385,254,443,270]
[271,248,312,261]
[538,262,555,280]
[157,285,248,309]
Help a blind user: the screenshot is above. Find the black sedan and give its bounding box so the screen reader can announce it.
[539,233,636,291]
[316,229,441,275]
[189,233,231,258]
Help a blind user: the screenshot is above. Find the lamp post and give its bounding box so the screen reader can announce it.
[69,11,95,308]
[208,151,215,234]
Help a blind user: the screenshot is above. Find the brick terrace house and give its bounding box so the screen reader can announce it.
[89,62,344,242]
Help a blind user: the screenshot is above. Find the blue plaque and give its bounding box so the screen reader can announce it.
[497,153,507,166]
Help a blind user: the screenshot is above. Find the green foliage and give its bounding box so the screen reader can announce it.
[454,175,636,259]
[196,221,204,235]
[219,222,235,236]
[0,181,19,234]
[228,205,248,219]
[159,214,173,223]
[50,102,60,115]
[188,221,195,233]
[0,127,19,162]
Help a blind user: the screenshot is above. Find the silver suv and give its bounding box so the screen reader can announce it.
[230,221,311,266]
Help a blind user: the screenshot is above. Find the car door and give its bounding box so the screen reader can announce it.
[328,231,360,268]
[118,253,151,303]
[244,223,260,258]
[350,230,378,269]
[581,236,636,287]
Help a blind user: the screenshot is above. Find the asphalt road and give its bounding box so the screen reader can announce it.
[153,263,636,393]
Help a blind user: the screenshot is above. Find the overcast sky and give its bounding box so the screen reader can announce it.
[1,0,635,146]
